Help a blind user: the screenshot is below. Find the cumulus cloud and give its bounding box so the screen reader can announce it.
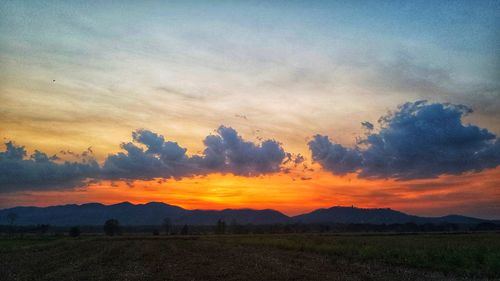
[0,142,99,192]
[103,126,288,180]
[0,126,293,192]
[309,101,500,180]
[201,126,287,175]
[309,135,363,175]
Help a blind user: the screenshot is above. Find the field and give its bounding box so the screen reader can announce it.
[1,233,499,281]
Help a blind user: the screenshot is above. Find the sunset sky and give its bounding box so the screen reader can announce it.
[1,1,499,219]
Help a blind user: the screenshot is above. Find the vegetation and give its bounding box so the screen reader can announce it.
[35,224,50,235]
[6,213,17,226]
[0,233,498,280]
[69,226,81,237]
[1,222,499,236]
[162,217,171,235]
[221,233,500,277]
[215,219,226,234]
[103,219,121,236]
[180,224,189,235]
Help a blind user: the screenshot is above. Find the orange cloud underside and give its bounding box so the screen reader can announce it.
[2,168,499,218]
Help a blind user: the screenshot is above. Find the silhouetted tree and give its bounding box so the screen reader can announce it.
[36,224,50,235]
[215,219,226,234]
[474,222,500,231]
[7,212,18,226]
[6,212,18,234]
[162,218,172,235]
[230,219,240,234]
[181,224,189,235]
[153,229,160,236]
[69,226,81,237]
[103,219,121,236]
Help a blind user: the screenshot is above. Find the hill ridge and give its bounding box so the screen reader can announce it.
[0,201,492,226]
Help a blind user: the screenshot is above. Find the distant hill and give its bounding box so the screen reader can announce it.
[0,202,288,226]
[292,206,487,225]
[0,202,492,226]
[293,206,419,224]
[0,202,187,226]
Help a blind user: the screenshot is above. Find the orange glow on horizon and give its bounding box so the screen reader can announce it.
[2,167,499,219]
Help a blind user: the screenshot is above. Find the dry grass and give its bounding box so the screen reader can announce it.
[0,233,498,281]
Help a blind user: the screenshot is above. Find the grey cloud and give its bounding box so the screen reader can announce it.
[361,121,374,130]
[102,126,289,180]
[309,135,362,175]
[1,126,292,192]
[0,142,99,192]
[309,101,500,180]
[199,126,287,176]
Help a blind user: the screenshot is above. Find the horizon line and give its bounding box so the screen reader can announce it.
[2,201,497,221]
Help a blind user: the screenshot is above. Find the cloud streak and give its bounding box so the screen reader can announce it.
[309,101,500,180]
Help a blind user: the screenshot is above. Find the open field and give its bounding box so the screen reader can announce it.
[1,233,499,281]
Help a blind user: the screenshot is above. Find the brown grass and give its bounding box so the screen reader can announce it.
[0,233,497,281]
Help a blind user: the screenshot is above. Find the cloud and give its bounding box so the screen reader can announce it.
[309,101,500,180]
[361,121,374,130]
[0,126,292,192]
[0,125,296,193]
[154,86,204,101]
[0,142,99,192]
[103,126,288,180]
[370,53,500,119]
[202,126,287,175]
[309,135,363,175]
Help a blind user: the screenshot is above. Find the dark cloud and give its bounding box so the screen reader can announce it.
[199,126,287,176]
[101,141,188,181]
[309,135,363,175]
[0,142,99,192]
[1,126,292,192]
[291,154,305,166]
[309,101,500,180]
[102,126,289,180]
[361,121,374,130]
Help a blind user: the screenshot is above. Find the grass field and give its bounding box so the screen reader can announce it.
[1,233,499,281]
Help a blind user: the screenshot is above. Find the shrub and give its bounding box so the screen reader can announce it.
[215,219,226,234]
[103,219,122,236]
[181,224,189,235]
[69,226,81,237]
[162,218,171,235]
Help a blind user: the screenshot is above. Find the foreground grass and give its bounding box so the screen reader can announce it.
[0,233,498,281]
[218,233,500,277]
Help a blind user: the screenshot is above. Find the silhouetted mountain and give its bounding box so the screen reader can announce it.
[0,202,288,226]
[293,206,488,224]
[293,206,419,224]
[0,202,187,226]
[430,214,487,224]
[0,203,492,226]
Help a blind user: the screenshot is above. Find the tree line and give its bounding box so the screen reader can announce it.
[2,213,500,237]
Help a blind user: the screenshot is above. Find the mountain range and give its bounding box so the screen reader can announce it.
[0,202,493,226]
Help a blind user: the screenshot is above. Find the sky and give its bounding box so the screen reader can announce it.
[0,0,499,218]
